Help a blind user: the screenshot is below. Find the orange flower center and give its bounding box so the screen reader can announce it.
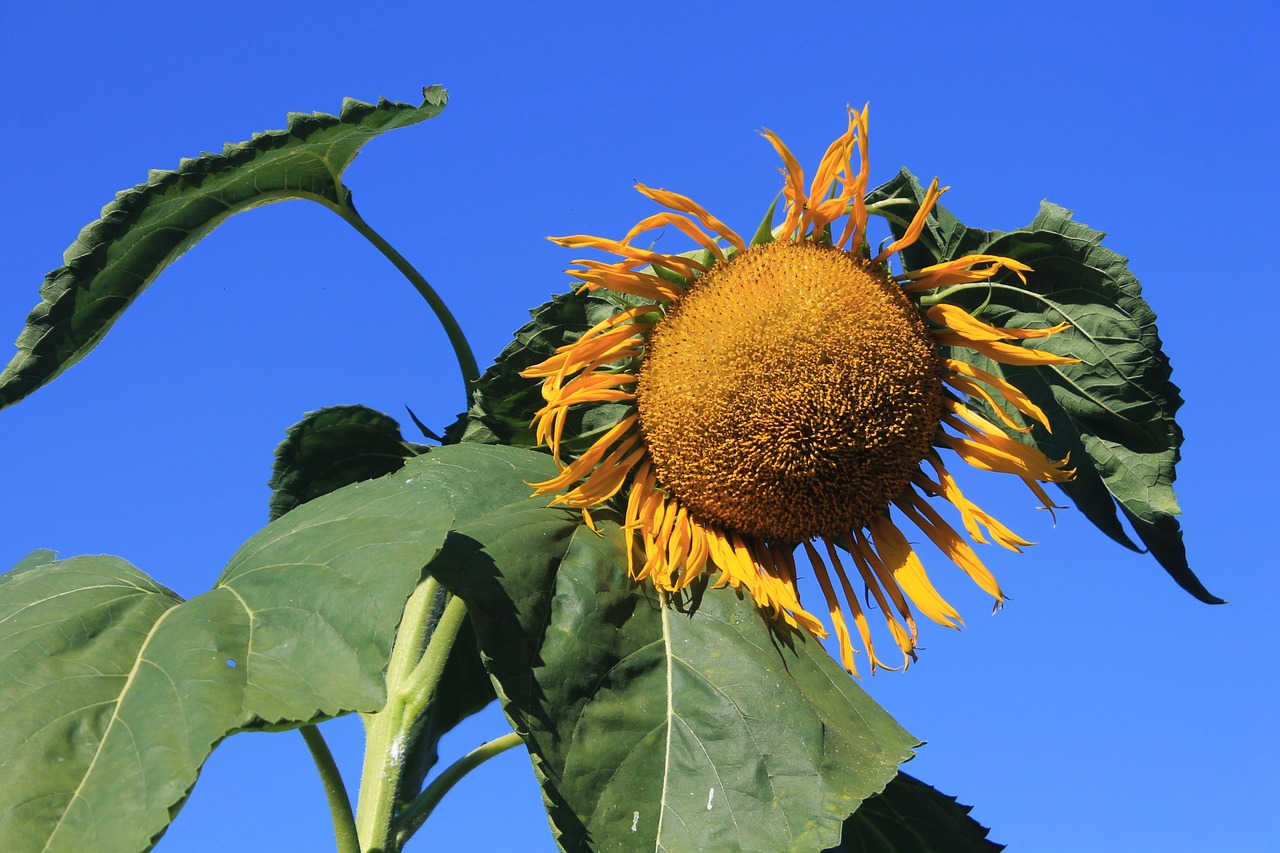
[636,240,943,542]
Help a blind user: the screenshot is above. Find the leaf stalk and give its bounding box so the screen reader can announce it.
[393,731,523,846]
[330,201,481,393]
[299,724,360,853]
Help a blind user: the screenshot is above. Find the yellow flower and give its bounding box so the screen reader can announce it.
[522,108,1078,675]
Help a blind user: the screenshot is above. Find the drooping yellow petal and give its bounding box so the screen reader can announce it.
[823,538,890,674]
[873,178,947,264]
[555,443,648,509]
[927,304,1082,366]
[942,409,1072,483]
[844,532,915,667]
[896,490,1004,602]
[804,541,858,676]
[920,451,1035,551]
[624,212,729,262]
[928,303,1070,341]
[759,128,807,238]
[900,254,1032,292]
[934,334,1083,366]
[944,357,1052,432]
[567,261,683,302]
[868,515,963,630]
[551,234,708,278]
[635,183,747,253]
[529,413,639,495]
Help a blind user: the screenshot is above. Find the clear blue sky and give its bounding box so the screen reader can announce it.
[2,2,1275,850]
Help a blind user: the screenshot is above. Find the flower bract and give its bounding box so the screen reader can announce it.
[523,108,1079,675]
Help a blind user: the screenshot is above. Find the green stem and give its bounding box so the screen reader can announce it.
[863,197,916,230]
[330,201,481,390]
[354,580,469,853]
[403,594,469,701]
[300,724,360,853]
[393,732,524,846]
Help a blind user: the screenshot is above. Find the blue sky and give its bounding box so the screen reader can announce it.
[2,2,1276,850]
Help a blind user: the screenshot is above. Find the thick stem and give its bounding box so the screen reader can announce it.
[355,578,449,851]
[393,732,524,846]
[329,201,481,390]
[355,583,473,852]
[299,724,360,853]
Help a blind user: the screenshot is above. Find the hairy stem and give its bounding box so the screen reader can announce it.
[299,724,360,853]
[329,201,480,390]
[355,577,448,851]
[394,732,524,846]
[355,582,474,852]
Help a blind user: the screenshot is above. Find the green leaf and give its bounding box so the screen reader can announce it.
[265,405,495,800]
[268,404,431,520]
[424,445,918,853]
[0,88,448,409]
[826,773,1002,852]
[444,287,639,451]
[866,171,1219,604]
[0,459,458,853]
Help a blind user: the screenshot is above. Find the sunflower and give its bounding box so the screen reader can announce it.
[522,107,1078,675]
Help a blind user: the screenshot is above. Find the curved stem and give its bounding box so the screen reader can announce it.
[394,732,524,846]
[299,724,360,853]
[863,197,916,229]
[329,201,481,390]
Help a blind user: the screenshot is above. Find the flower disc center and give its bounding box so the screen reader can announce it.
[635,240,943,543]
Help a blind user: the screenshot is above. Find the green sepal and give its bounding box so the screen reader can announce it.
[866,170,1219,603]
[0,89,448,409]
[651,246,717,288]
[268,404,432,520]
[750,193,782,247]
[826,773,1003,852]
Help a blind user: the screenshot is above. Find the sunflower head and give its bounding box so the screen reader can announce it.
[637,239,943,543]
[523,107,1078,676]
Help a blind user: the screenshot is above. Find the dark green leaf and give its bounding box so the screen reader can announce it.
[443,287,640,451]
[866,171,1219,603]
[0,456,459,853]
[268,404,431,520]
[425,445,918,853]
[825,773,1003,852]
[0,88,448,409]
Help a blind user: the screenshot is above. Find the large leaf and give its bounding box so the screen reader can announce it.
[268,404,432,520]
[0,455,460,853]
[0,88,448,409]
[425,445,918,853]
[826,773,1002,852]
[866,171,1218,603]
[264,404,495,805]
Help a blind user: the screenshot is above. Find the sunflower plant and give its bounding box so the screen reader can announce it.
[0,88,1216,853]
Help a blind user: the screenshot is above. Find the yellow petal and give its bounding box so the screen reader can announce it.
[868,516,963,630]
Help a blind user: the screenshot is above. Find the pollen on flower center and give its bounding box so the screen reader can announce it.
[635,240,944,543]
